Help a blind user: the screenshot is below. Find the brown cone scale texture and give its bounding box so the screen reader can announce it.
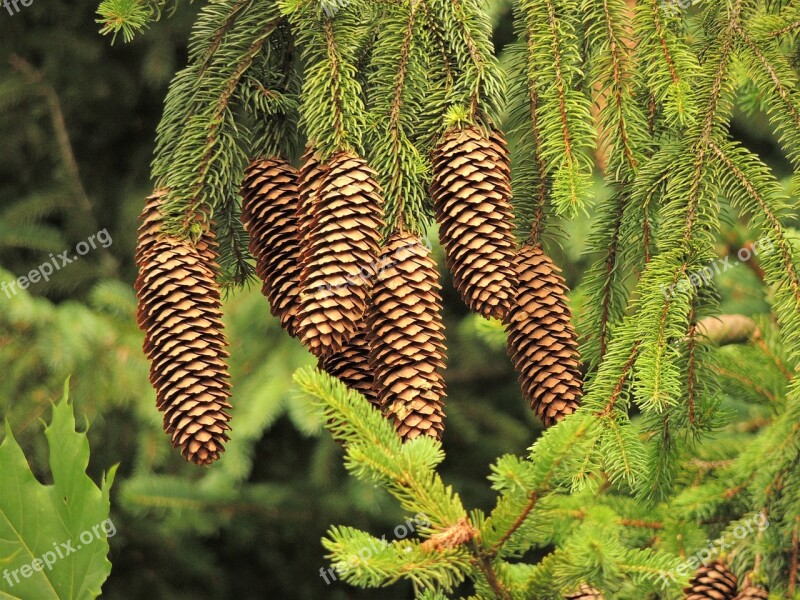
[135,189,168,268]
[240,157,304,337]
[431,126,516,320]
[684,561,739,600]
[297,147,328,267]
[297,152,385,357]
[135,197,232,466]
[318,326,378,407]
[564,585,604,600]
[506,245,582,426]
[368,231,447,441]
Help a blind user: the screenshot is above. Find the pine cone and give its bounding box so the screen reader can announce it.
[684,561,739,600]
[430,126,516,320]
[506,244,582,426]
[368,231,447,441]
[318,326,378,407]
[297,152,385,357]
[135,189,168,268]
[135,195,232,466]
[240,157,304,337]
[565,584,604,600]
[733,585,768,600]
[297,147,328,266]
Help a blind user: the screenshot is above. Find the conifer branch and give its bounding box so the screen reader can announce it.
[514,0,594,215]
[686,305,697,425]
[596,342,639,418]
[595,200,624,361]
[526,72,548,244]
[198,0,249,77]
[708,141,800,361]
[485,491,538,557]
[768,20,800,37]
[183,25,277,230]
[585,0,643,179]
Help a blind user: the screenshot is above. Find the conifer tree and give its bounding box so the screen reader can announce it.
[98,0,800,596]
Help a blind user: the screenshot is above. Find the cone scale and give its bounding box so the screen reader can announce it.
[505,244,583,426]
[431,126,517,321]
[318,325,378,407]
[240,157,304,337]
[367,231,447,441]
[564,584,604,600]
[135,200,232,466]
[296,152,385,358]
[684,561,739,600]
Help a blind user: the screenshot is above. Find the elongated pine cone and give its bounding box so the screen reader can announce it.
[565,584,604,600]
[431,126,517,320]
[240,157,304,337]
[135,189,168,268]
[368,231,447,441]
[733,585,768,600]
[318,326,378,407]
[135,200,232,466]
[297,152,385,357]
[506,244,582,426]
[684,561,739,600]
[297,147,328,267]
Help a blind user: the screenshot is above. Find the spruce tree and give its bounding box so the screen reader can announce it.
[98,0,800,597]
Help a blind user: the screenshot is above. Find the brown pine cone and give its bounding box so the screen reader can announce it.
[431,126,517,321]
[506,244,582,426]
[240,157,304,337]
[565,584,604,600]
[296,147,328,267]
[135,189,168,268]
[684,561,739,600]
[318,325,378,407]
[296,152,385,357]
[368,231,447,441]
[135,226,232,466]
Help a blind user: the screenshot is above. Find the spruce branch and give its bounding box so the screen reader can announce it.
[513,0,595,216]
[709,141,800,363]
[97,0,190,43]
[366,0,428,233]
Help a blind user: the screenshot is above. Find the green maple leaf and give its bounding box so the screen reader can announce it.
[0,381,116,600]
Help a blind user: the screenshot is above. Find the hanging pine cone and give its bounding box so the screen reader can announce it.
[368,231,447,441]
[430,125,517,321]
[135,196,232,466]
[318,326,378,407]
[564,584,604,600]
[506,244,582,426]
[733,584,768,600]
[135,189,168,268]
[296,152,385,357]
[240,157,304,337]
[684,561,739,600]
[297,147,328,267]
